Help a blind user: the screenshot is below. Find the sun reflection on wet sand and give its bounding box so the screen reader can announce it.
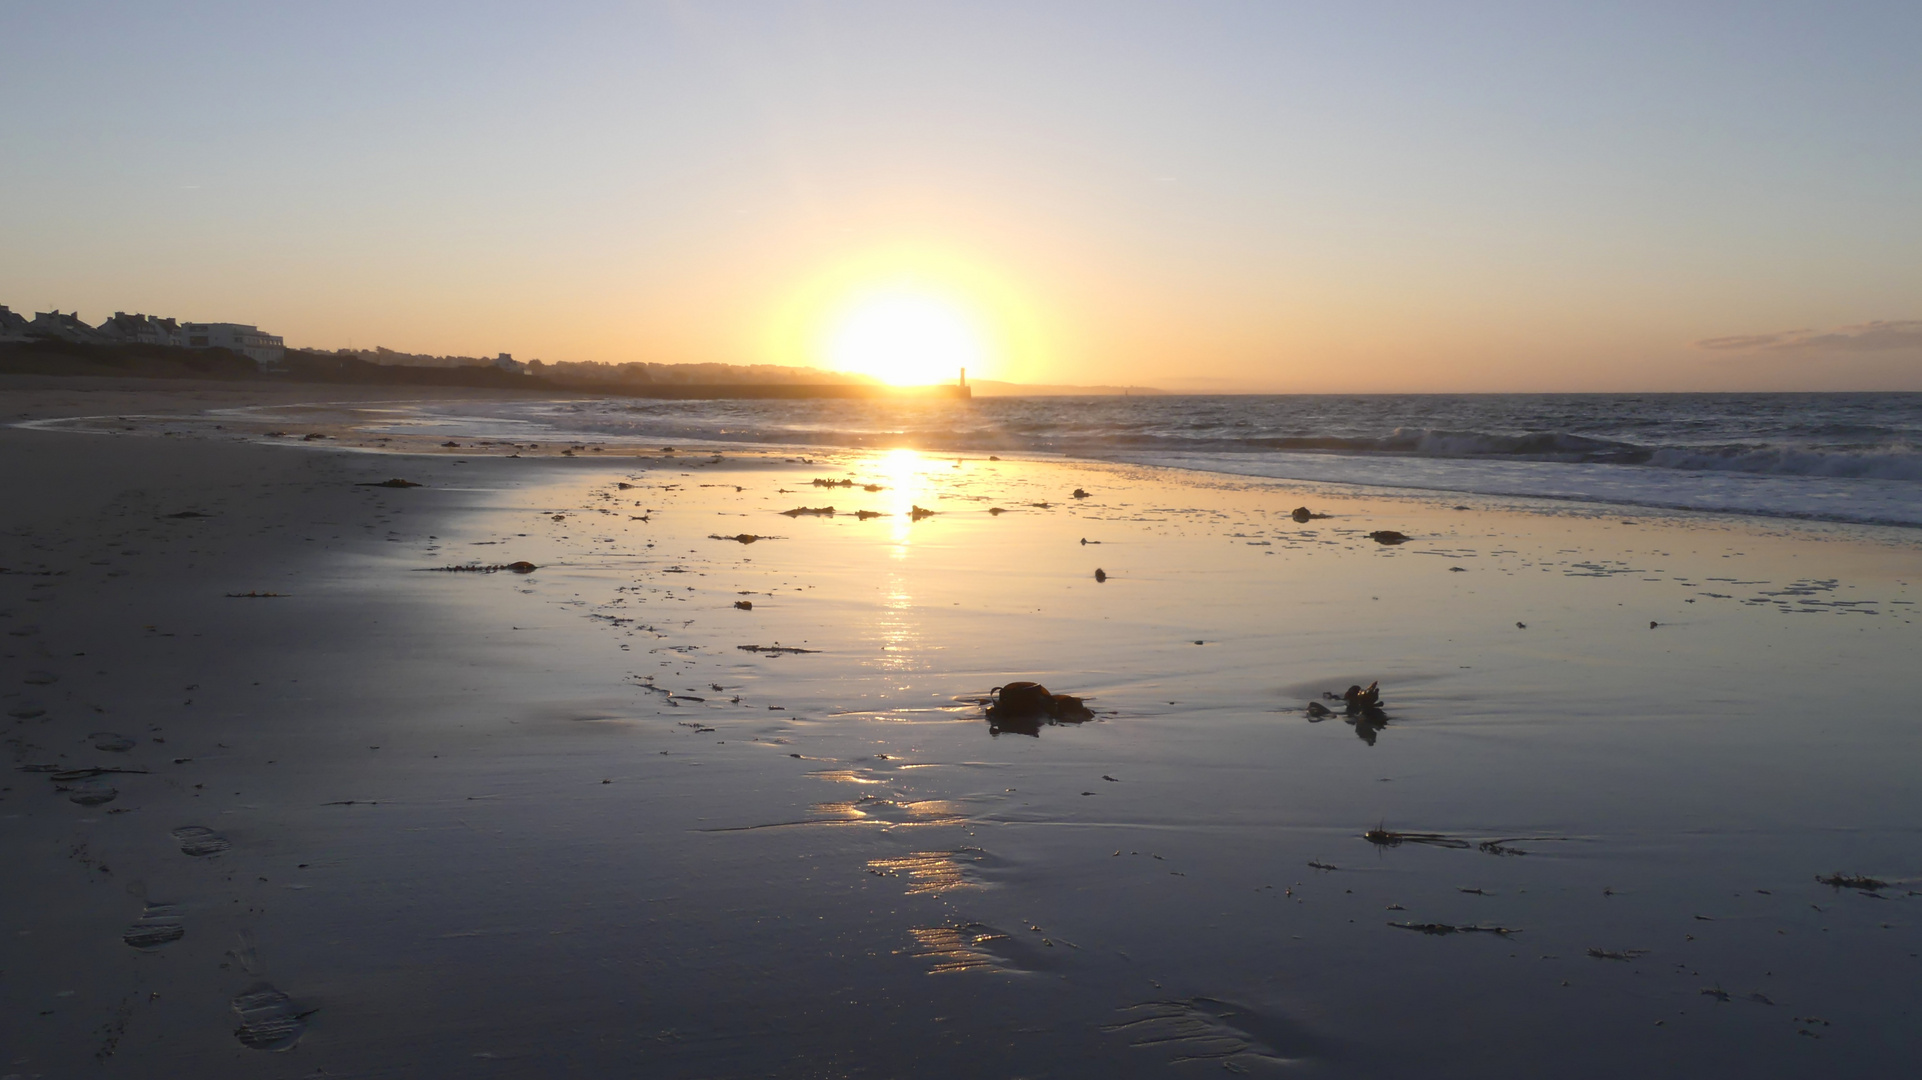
[902,924,1010,974]
[874,447,932,556]
[866,849,988,895]
[809,794,966,827]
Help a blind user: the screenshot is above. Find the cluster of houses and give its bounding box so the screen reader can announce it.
[0,304,286,366]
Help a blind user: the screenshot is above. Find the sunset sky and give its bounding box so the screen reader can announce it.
[3,2,1919,391]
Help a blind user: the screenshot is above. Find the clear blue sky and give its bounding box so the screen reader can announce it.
[3,1,1918,389]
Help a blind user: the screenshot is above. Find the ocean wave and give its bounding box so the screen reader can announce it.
[1644,444,1922,482]
[390,393,1922,527]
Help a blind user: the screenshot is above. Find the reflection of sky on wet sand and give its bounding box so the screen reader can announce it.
[413,450,1922,1074]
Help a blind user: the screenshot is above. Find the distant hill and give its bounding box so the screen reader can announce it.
[968,379,1167,396]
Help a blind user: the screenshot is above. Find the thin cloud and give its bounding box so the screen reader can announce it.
[1697,320,1922,353]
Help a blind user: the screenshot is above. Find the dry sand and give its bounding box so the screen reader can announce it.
[3,378,1920,1077]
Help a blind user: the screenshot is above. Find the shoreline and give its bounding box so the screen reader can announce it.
[4,379,1919,1076]
[13,375,1922,543]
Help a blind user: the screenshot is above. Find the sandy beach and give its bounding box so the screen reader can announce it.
[4,378,1920,1077]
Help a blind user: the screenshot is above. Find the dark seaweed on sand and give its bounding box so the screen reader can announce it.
[1390,922,1519,936]
[1364,827,1471,850]
[1586,947,1649,961]
[780,506,835,516]
[1816,872,1890,891]
[736,644,820,654]
[415,561,538,573]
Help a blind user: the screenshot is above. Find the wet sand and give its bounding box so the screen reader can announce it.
[4,379,1920,1077]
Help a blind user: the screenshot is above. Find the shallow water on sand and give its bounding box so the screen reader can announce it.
[271,449,1919,1076]
[4,420,1919,1077]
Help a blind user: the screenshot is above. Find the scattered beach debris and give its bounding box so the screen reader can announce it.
[123,903,185,949]
[1344,682,1381,710]
[415,562,538,573]
[709,534,775,544]
[90,733,135,752]
[1290,506,1331,522]
[1366,530,1409,545]
[988,507,1007,515]
[1390,922,1519,937]
[813,478,854,488]
[734,600,753,610]
[1094,568,1107,582]
[1072,488,1090,499]
[1030,502,1051,509]
[231,983,312,1051]
[1701,987,1731,1003]
[617,482,634,489]
[172,825,231,856]
[909,505,937,521]
[1816,872,1889,891]
[165,511,211,519]
[737,644,820,654]
[1364,827,1471,850]
[225,591,287,598]
[357,479,421,488]
[1305,700,1333,718]
[1307,860,1339,872]
[302,433,326,440]
[854,510,883,520]
[1586,947,1649,961]
[781,506,835,517]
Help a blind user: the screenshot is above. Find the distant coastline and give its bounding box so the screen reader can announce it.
[0,338,1168,399]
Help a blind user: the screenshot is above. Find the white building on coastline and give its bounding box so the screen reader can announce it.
[180,322,285,366]
[0,304,286,366]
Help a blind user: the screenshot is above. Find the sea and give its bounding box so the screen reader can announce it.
[384,392,1922,529]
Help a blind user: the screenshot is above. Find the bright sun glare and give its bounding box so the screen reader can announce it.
[825,288,985,386]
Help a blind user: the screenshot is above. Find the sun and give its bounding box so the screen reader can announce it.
[825,286,986,386]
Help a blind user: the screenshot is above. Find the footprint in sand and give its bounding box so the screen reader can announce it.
[231,983,309,1051]
[123,904,185,949]
[1103,997,1310,1070]
[171,825,231,856]
[68,778,118,805]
